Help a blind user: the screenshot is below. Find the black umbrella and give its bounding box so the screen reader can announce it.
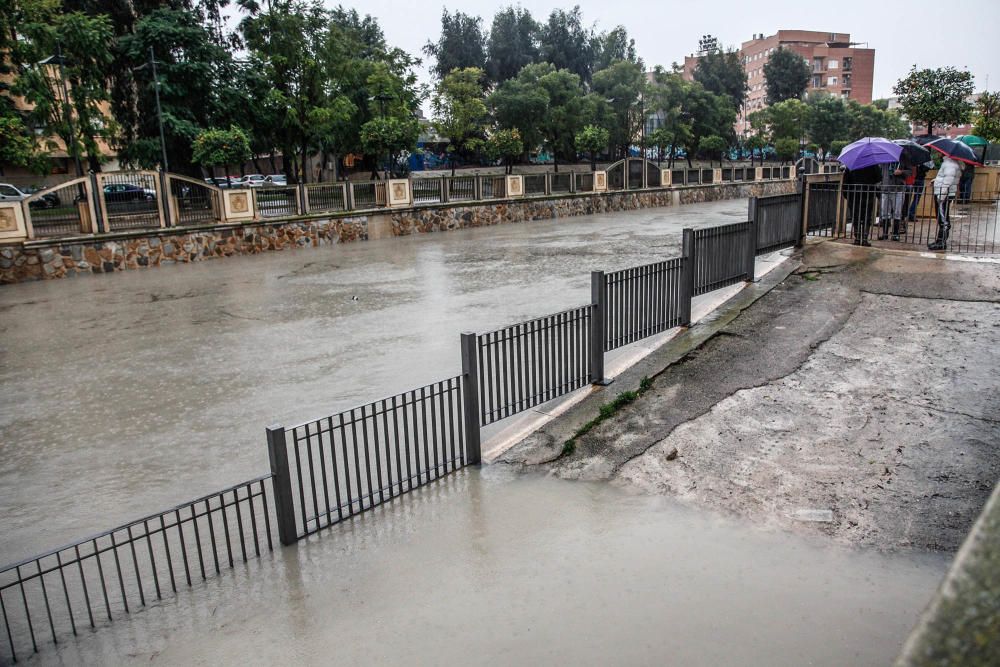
[927,138,982,166]
[913,134,939,145]
[893,139,931,166]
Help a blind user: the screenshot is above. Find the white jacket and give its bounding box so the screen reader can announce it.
[933,158,963,197]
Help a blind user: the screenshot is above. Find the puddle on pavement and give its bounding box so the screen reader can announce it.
[30,469,949,667]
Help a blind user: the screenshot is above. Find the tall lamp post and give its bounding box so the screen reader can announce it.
[133,46,169,173]
[39,46,84,178]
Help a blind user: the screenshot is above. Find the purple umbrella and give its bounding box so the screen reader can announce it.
[836,137,903,170]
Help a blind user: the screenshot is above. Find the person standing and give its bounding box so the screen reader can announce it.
[906,159,933,223]
[843,164,882,246]
[958,163,976,203]
[878,159,910,241]
[929,157,963,251]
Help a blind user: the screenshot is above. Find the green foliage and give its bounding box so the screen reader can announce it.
[432,67,488,168]
[423,9,487,80]
[774,137,799,162]
[893,66,974,134]
[538,6,594,84]
[486,6,539,83]
[698,135,727,165]
[11,9,116,171]
[805,93,851,154]
[693,48,748,112]
[757,98,809,142]
[591,60,646,159]
[560,376,653,460]
[575,123,609,169]
[590,25,639,72]
[485,128,523,172]
[191,126,251,171]
[0,102,47,175]
[972,91,1000,143]
[830,140,849,156]
[764,47,810,105]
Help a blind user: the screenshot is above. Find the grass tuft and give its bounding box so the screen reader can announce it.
[556,376,654,460]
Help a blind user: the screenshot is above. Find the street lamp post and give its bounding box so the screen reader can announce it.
[133,46,169,173]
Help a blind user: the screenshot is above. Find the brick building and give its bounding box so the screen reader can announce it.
[739,30,875,134]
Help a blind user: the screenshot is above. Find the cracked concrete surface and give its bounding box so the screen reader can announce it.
[502,242,1000,551]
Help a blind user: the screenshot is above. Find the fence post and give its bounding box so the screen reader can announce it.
[158,169,172,227]
[89,171,106,233]
[570,171,577,193]
[590,271,610,385]
[441,176,448,203]
[745,199,757,281]
[799,175,810,246]
[680,228,695,326]
[265,425,298,546]
[300,183,309,214]
[474,174,482,201]
[347,182,356,211]
[460,333,482,465]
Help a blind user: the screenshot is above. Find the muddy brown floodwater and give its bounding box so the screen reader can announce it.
[19,470,948,667]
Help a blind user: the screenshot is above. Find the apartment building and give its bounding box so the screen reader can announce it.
[739,30,875,134]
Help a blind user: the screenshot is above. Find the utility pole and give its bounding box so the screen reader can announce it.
[134,47,169,172]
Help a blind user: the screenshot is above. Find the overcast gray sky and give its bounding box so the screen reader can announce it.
[341,0,999,102]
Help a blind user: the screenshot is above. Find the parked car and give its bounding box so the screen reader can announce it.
[0,183,61,208]
[103,182,156,202]
[265,174,287,186]
[239,174,268,187]
[205,177,233,189]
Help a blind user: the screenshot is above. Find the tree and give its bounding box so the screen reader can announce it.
[11,10,116,172]
[830,140,849,158]
[972,91,1000,143]
[759,98,809,143]
[805,94,850,157]
[423,9,487,81]
[774,137,798,163]
[591,60,645,160]
[646,68,693,167]
[575,124,609,170]
[681,82,736,168]
[0,102,47,176]
[892,66,974,135]
[746,133,767,166]
[485,6,539,83]
[485,128,523,174]
[698,135,726,167]
[763,47,810,105]
[192,126,251,185]
[590,25,639,73]
[489,71,548,162]
[538,6,593,84]
[359,115,419,178]
[647,127,671,166]
[117,8,230,174]
[694,48,747,112]
[432,67,488,175]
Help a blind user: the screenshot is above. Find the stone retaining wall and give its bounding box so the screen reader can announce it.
[1,180,795,284]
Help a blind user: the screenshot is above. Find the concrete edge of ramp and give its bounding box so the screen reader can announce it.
[487,250,803,464]
[895,480,1000,667]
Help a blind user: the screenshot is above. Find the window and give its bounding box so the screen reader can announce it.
[813,58,824,72]
[828,60,838,69]
[0,185,21,198]
[828,76,838,86]
[843,57,852,71]
[812,75,822,88]
[841,91,850,98]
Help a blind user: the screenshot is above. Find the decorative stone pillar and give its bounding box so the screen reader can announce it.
[505,174,524,198]
[222,189,255,222]
[788,165,797,179]
[660,168,672,186]
[0,203,29,242]
[388,179,412,207]
[593,170,608,192]
[755,167,764,181]
[713,168,722,183]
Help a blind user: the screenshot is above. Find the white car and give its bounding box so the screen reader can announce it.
[0,183,29,202]
[265,174,287,186]
[239,174,268,187]
[0,183,61,208]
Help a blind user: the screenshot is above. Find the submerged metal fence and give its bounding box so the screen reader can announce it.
[1,475,273,662]
[599,258,687,352]
[266,377,467,542]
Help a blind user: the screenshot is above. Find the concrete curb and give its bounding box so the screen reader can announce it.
[895,480,1000,666]
[490,251,803,463]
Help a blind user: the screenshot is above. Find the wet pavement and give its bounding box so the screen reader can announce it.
[0,200,749,564]
[19,470,948,667]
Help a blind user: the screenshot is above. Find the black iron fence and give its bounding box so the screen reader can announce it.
[1,475,273,663]
[267,377,467,542]
[804,177,1000,254]
[2,189,804,663]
